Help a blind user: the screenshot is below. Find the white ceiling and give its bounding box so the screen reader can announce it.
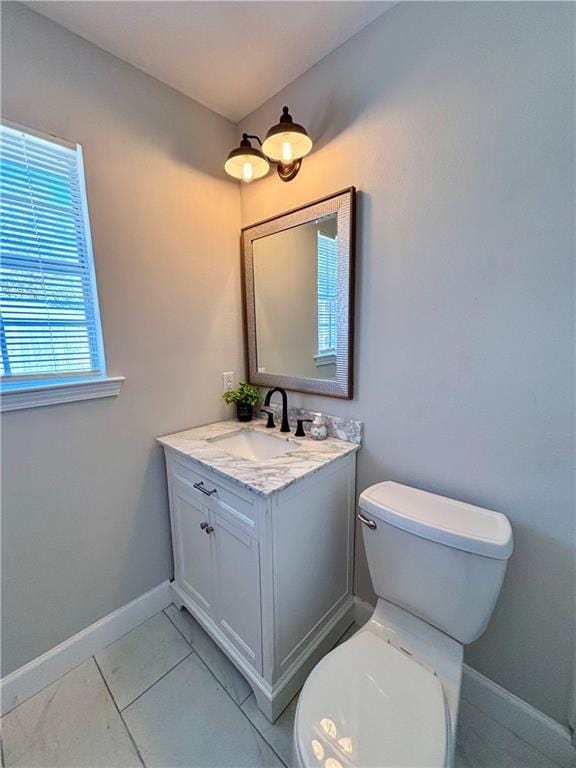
[26,1,396,123]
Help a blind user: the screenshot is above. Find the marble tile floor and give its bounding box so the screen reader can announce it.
[1,608,561,768]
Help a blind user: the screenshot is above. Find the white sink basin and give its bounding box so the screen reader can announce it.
[208,428,300,461]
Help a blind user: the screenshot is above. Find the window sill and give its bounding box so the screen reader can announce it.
[314,352,337,367]
[1,376,125,412]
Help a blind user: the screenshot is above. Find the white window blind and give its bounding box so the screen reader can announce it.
[317,232,338,355]
[0,123,106,388]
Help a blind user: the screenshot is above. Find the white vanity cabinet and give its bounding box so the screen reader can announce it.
[163,446,356,722]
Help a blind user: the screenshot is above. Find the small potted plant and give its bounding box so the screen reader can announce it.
[222,382,261,422]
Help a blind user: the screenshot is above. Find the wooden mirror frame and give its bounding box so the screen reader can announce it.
[241,187,356,399]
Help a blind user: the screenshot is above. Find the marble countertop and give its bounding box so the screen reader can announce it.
[157,419,359,496]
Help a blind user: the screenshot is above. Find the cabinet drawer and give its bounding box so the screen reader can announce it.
[170,456,257,536]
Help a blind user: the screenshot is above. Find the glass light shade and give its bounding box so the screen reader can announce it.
[225,136,270,182]
[261,106,313,163]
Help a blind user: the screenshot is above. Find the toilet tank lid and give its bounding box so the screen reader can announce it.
[359,482,513,559]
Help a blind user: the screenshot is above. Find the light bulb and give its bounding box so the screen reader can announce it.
[242,162,253,182]
[282,141,293,162]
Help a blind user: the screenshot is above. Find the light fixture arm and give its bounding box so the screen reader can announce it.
[243,133,277,161]
[242,133,263,146]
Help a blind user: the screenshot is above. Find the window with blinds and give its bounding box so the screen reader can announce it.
[0,123,105,388]
[317,232,338,356]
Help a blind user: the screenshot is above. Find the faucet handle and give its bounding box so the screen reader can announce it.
[295,418,313,437]
[260,408,275,429]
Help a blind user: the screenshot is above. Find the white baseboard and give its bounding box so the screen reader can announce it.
[353,598,575,768]
[1,580,172,716]
[462,665,575,768]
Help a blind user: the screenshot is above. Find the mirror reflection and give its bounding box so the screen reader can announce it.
[253,213,338,380]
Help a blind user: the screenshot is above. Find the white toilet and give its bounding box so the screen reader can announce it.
[294,481,513,768]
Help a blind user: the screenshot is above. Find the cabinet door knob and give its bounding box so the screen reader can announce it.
[200,521,209,530]
[205,525,214,535]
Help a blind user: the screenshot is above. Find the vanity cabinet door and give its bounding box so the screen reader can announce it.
[212,511,262,673]
[171,476,215,617]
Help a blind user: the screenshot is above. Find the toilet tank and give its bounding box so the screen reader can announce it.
[359,482,513,644]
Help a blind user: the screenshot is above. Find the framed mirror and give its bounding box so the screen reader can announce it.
[241,187,356,399]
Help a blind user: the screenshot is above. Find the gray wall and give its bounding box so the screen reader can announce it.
[1,3,242,676]
[254,224,320,379]
[240,2,575,724]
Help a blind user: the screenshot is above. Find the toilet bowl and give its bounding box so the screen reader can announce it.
[294,481,513,768]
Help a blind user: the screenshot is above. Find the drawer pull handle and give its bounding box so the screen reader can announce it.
[200,521,209,530]
[205,525,214,535]
[193,481,217,496]
[358,512,377,530]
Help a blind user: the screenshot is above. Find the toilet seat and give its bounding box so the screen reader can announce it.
[295,629,449,768]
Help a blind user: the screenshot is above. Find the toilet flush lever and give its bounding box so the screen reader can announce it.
[358,512,377,530]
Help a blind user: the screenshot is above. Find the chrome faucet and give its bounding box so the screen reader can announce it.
[263,387,290,433]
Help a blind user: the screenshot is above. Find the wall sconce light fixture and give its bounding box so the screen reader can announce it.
[225,107,313,183]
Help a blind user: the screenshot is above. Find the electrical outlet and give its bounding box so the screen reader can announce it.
[222,371,234,392]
